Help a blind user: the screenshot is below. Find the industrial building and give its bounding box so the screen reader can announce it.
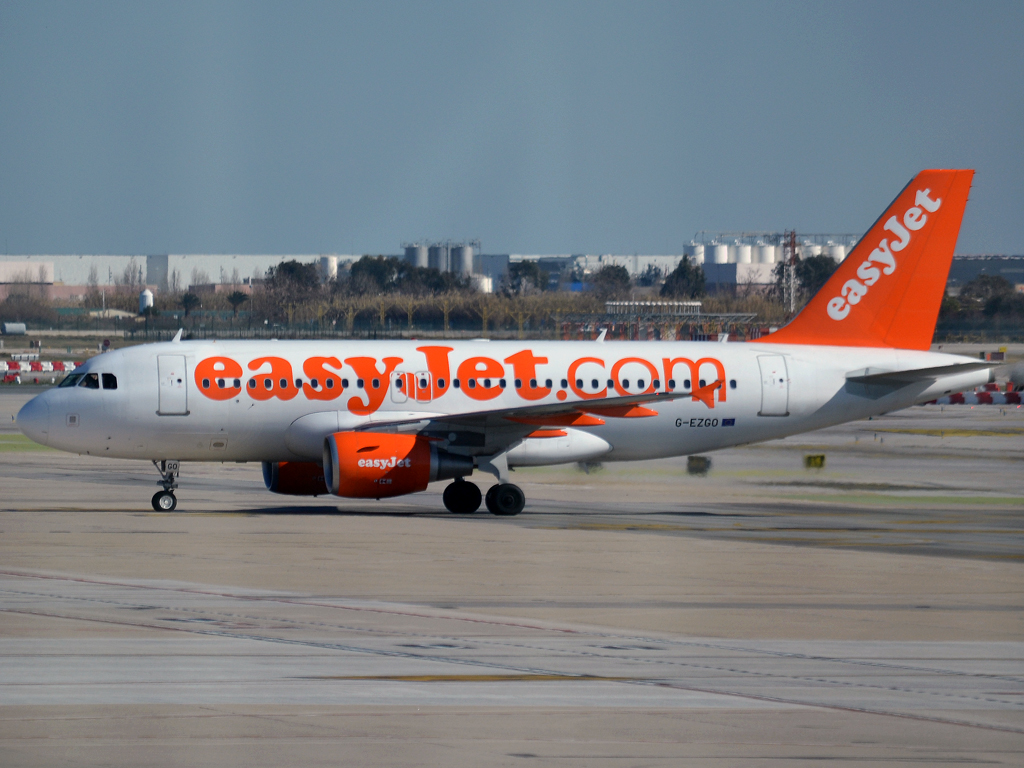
[1,248,1021,299]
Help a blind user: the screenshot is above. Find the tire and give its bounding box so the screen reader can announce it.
[489,483,525,516]
[442,480,482,514]
[484,484,499,514]
[152,491,177,512]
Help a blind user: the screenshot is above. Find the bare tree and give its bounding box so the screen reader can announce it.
[508,296,534,339]
[435,292,458,335]
[395,294,419,331]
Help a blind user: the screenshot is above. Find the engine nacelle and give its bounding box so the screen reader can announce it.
[323,431,474,498]
[262,461,329,496]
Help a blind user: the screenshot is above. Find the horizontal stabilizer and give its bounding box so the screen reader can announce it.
[845,362,994,386]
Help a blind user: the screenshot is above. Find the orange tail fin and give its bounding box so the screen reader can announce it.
[759,169,974,350]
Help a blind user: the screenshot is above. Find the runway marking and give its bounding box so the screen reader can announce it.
[873,428,1024,437]
[3,570,1024,732]
[299,674,637,682]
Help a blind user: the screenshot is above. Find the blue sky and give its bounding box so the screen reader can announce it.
[1,1,1021,255]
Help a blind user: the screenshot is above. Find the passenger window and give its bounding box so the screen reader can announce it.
[59,374,83,388]
[729,379,737,389]
[101,373,117,390]
[78,373,100,389]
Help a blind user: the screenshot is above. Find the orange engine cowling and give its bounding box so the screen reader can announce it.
[263,461,329,496]
[323,431,474,499]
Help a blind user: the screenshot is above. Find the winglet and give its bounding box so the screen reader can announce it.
[758,169,974,350]
[691,379,722,409]
[171,329,183,343]
[596,328,607,343]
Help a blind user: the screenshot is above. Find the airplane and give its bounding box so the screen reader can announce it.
[16,169,994,515]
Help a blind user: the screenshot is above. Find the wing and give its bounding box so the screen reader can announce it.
[285,384,715,460]
[357,387,706,457]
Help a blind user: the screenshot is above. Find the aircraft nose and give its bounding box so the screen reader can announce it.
[17,395,50,446]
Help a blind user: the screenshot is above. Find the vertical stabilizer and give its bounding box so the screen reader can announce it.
[759,169,974,350]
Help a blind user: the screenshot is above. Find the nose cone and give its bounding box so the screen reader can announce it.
[17,395,50,446]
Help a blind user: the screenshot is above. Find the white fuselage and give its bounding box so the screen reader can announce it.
[18,339,989,466]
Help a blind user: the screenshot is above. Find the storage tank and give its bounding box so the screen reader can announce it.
[801,242,822,259]
[755,243,776,264]
[139,289,154,314]
[450,245,474,276]
[710,243,729,264]
[828,243,847,262]
[428,244,448,272]
[683,242,705,265]
[735,244,752,264]
[404,244,428,269]
[319,256,338,282]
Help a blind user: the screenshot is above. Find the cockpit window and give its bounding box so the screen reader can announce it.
[78,373,100,389]
[59,374,83,388]
[101,373,117,390]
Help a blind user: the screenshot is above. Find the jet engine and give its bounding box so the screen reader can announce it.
[323,431,474,498]
[262,460,329,496]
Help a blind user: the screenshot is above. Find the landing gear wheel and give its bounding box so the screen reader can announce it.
[485,483,525,516]
[442,480,482,514]
[152,491,177,511]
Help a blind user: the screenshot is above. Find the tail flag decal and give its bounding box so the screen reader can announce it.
[759,169,974,350]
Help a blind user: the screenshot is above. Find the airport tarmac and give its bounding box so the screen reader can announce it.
[0,388,1022,766]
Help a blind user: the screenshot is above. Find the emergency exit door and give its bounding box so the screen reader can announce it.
[757,355,789,416]
[390,371,434,403]
[157,355,189,415]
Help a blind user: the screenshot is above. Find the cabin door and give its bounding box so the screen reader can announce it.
[157,355,189,415]
[757,355,789,416]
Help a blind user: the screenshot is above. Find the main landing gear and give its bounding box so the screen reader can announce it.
[485,483,526,516]
[443,478,482,514]
[151,460,180,511]
[442,478,525,516]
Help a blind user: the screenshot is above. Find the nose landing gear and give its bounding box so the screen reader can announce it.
[151,460,180,511]
[152,490,177,511]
